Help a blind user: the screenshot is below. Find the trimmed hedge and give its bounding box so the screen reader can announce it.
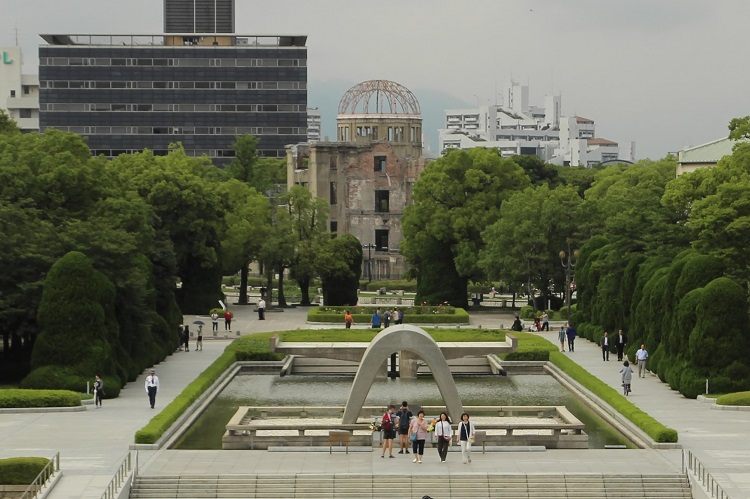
[279,328,505,343]
[20,367,121,399]
[0,457,51,485]
[134,335,283,444]
[0,389,82,408]
[307,306,470,324]
[716,391,750,406]
[549,351,678,443]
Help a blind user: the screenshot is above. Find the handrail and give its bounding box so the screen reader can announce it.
[685,450,731,499]
[19,453,59,499]
[100,451,136,499]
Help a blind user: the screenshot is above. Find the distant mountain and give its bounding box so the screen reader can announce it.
[308,80,471,153]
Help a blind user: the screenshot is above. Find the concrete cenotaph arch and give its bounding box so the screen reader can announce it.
[341,324,464,423]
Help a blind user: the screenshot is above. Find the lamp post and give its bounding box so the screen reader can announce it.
[362,243,375,283]
[559,247,580,320]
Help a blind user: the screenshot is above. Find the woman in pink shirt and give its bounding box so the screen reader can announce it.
[408,410,429,463]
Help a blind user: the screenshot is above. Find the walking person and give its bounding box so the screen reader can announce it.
[458,412,476,464]
[557,326,566,352]
[344,310,354,329]
[435,412,453,463]
[380,405,396,458]
[616,329,627,361]
[211,311,219,333]
[565,323,576,352]
[257,297,266,320]
[395,401,412,454]
[145,369,159,409]
[635,344,649,378]
[621,361,633,396]
[224,309,232,331]
[541,312,550,331]
[408,411,429,463]
[600,331,610,361]
[93,375,104,408]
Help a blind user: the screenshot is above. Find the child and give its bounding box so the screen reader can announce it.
[620,360,633,395]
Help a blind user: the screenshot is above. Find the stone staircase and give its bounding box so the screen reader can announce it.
[130,473,692,498]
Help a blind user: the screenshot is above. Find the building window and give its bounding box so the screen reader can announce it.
[22,86,31,95]
[19,109,32,118]
[330,182,337,205]
[375,230,389,251]
[374,156,386,172]
[330,221,337,236]
[9,90,15,97]
[375,190,389,213]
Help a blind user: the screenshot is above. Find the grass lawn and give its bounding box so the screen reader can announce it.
[278,328,506,342]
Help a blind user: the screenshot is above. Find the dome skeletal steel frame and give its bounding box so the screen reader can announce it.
[337,79,421,116]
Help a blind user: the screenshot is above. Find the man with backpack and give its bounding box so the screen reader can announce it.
[381,405,396,458]
[395,401,413,454]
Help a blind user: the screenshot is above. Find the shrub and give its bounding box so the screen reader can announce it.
[550,351,678,443]
[0,389,81,408]
[716,391,750,406]
[19,366,122,398]
[519,305,534,319]
[559,303,576,320]
[501,331,557,361]
[307,306,470,324]
[0,457,51,484]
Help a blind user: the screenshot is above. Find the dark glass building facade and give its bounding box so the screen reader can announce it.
[164,0,235,34]
[38,34,307,165]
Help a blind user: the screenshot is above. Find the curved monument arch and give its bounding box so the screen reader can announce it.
[341,325,464,423]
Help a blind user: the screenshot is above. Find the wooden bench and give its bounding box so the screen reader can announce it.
[329,430,350,454]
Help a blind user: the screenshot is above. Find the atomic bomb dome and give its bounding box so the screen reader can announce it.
[337,79,421,117]
[336,80,422,152]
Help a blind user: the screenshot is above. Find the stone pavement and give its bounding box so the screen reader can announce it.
[1,306,748,498]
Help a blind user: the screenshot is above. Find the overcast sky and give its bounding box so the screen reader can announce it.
[3,0,748,160]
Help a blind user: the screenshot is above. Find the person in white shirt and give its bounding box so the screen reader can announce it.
[458,412,476,464]
[635,344,649,378]
[145,369,160,409]
[258,298,266,320]
[211,312,219,333]
[435,412,453,463]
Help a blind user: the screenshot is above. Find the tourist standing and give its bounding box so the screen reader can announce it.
[380,405,396,458]
[145,369,159,409]
[257,298,266,320]
[211,311,219,333]
[435,412,453,463]
[344,310,354,329]
[566,323,576,352]
[635,344,649,378]
[93,375,104,408]
[600,331,610,361]
[458,412,476,464]
[394,308,402,325]
[621,361,633,396]
[195,325,203,351]
[616,329,627,361]
[408,411,429,463]
[557,326,566,352]
[371,309,381,329]
[182,325,190,352]
[395,401,412,454]
[383,309,391,328]
[224,309,232,331]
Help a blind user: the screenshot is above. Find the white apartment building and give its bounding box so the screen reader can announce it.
[439,83,634,167]
[0,47,39,132]
[307,107,321,143]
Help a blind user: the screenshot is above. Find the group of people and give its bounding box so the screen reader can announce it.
[343,308,405,329]
[511,313,550,333]
[380,402,477,465]
[557,323,577,352]
[177,324,203,352]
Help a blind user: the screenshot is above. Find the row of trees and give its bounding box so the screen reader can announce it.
[0,117,361,386]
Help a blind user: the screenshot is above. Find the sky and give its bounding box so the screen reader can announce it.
[3,0,749,160]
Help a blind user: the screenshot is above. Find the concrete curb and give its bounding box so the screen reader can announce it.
[0,406,87,414]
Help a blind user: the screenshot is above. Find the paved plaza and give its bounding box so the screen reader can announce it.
[1,306,749,498]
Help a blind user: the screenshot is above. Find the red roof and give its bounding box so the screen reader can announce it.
[587,138,618,146]
[575,116,594,124]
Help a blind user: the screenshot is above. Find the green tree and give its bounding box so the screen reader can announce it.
[0,109,19,135]
[728,116,750,141]
[317,234,362,306]
[402,148,529,307]
[227,135,287,193]
[25,251,119,388]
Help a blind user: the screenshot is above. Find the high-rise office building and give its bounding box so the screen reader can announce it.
[38,2,307,165]
[0,47,39,133]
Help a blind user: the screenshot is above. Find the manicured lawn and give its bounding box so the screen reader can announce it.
[278,328,505,342]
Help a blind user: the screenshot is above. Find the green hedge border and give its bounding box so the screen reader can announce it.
[134,336,283,444]
[0,457,51,485]
[716,391,750,406]
[0,389,82,408]
[307,306,470,324]
[549,351,678,443]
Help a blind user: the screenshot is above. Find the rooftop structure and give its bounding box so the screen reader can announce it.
[676,137,742,176]
[164,0,235,34]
